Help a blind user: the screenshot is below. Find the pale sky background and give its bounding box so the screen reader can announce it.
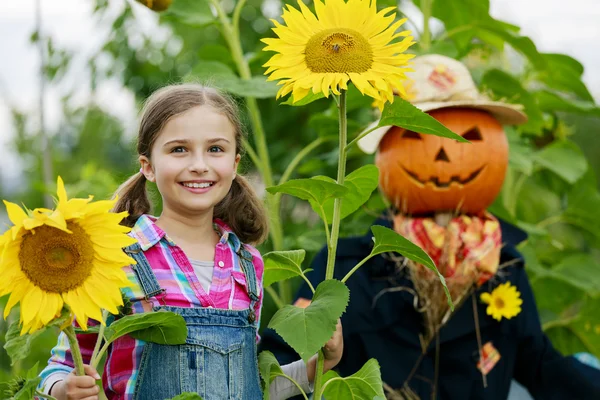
[0,0,599,193]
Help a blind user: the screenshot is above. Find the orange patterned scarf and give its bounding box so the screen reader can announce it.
[394,212,502,286]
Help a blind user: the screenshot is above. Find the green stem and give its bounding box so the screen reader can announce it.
[421,0,432,51]
[92,341,111,371]
[232,0,247,34]
[508,173,528,216]
[35,390,58,400]
[312,350,326,398]
[90,309,108,366]
[63,325,85,376]
[275,374,309,400]
[325,90,347,280]
[345,124,379,152]
[341,255,374,283]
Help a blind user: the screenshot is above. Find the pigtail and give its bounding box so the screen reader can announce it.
[214,175,268,245]
[112,172,151,227]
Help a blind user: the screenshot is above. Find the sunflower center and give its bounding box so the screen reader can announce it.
[305,28,373,73]
[19,222,95,293]
[494,298,505,309]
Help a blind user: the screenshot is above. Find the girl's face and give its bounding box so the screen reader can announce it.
[140,105,240,219]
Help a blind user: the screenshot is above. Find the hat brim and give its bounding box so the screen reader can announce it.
[357,101,528,154]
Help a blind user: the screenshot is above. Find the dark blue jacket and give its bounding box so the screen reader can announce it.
[259,217,600,399]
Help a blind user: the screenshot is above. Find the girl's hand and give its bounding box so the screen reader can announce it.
[323,319,343,371]
[50,364,101,400]
[307,319,344,382]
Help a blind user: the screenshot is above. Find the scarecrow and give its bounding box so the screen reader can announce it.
[260,55,600,400]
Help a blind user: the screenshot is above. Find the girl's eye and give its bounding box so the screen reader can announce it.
[209,146,224,153]
[171,146,186,153]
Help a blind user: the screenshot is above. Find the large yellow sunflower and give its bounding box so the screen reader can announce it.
[262,0,415,108]
[0,177,136,334]
[480,282,523,321]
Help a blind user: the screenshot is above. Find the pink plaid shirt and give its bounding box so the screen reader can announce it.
[39,215,264,399]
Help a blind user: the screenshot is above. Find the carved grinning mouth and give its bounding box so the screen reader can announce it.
[401,165,485,188]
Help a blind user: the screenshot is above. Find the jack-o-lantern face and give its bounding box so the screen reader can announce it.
[376,108,508,215]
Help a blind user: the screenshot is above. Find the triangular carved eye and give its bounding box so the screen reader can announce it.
[462,127,483,141]
[402,130,422,140]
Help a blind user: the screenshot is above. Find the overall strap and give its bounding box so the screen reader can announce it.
[237,245,260,302]
[123,243,166,300]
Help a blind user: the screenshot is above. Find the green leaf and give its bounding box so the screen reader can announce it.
[104,311,187,345]
[266,178,348,222]
[539,54,593,101]
[370,226,452,309]
[323,359,385,399]
[263,250,308,288]
[317,165,380,224]
[548,254,600,296]
[542,53,584,76]
[535,90,600,117]
[425,0,492,49]
[281,91,326,106]
[4,308,71,365]
[533,141,588,184]
[163,0,214,27]
[258,351,286,399]
[475,24,546,70]
[268,280,349,361]
[564,180,600,240]
[481,69,543,132]
[379,98,468,143]
[185,61,278,98]
[167,393,204,400]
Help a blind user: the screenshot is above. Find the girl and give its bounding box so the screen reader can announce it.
[39,84,343,400]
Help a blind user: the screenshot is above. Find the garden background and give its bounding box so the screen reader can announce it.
[0,0,599,392]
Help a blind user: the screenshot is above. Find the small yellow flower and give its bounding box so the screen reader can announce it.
[0,177,136,334]
[480,282,523,321]
[262,0,415,108]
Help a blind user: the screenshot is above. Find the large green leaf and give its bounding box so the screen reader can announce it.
[538,54,593,101]
[532,141,588,184]
[4,308,71,365]
[564,180,600,240]
[379,98,468,143]
[186,61,278,99]
[323,359,385,400]
[481,69,543,132]
[267,178,348,222]
[370,226,452,309]
[104,311,187,345]
[268,280,349,361]
[164,0,214,27]
[315,165,380,224]
[535,90,600,117]
[258,351,286,399]
[549,254,600,296]
[263,250,308,288]
[421,0,492,49]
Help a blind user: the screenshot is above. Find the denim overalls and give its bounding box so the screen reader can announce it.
[123,242,263,400]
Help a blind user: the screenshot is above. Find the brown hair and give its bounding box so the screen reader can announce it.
[113,83,268,245]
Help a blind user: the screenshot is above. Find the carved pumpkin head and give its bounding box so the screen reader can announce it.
[376,107,508,215]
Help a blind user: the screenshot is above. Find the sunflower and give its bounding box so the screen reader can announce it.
[0,177,136,334]
[480,282,523,321]
[262,0,415,108]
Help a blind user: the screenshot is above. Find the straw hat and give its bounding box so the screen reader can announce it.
[357,54,528,154]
